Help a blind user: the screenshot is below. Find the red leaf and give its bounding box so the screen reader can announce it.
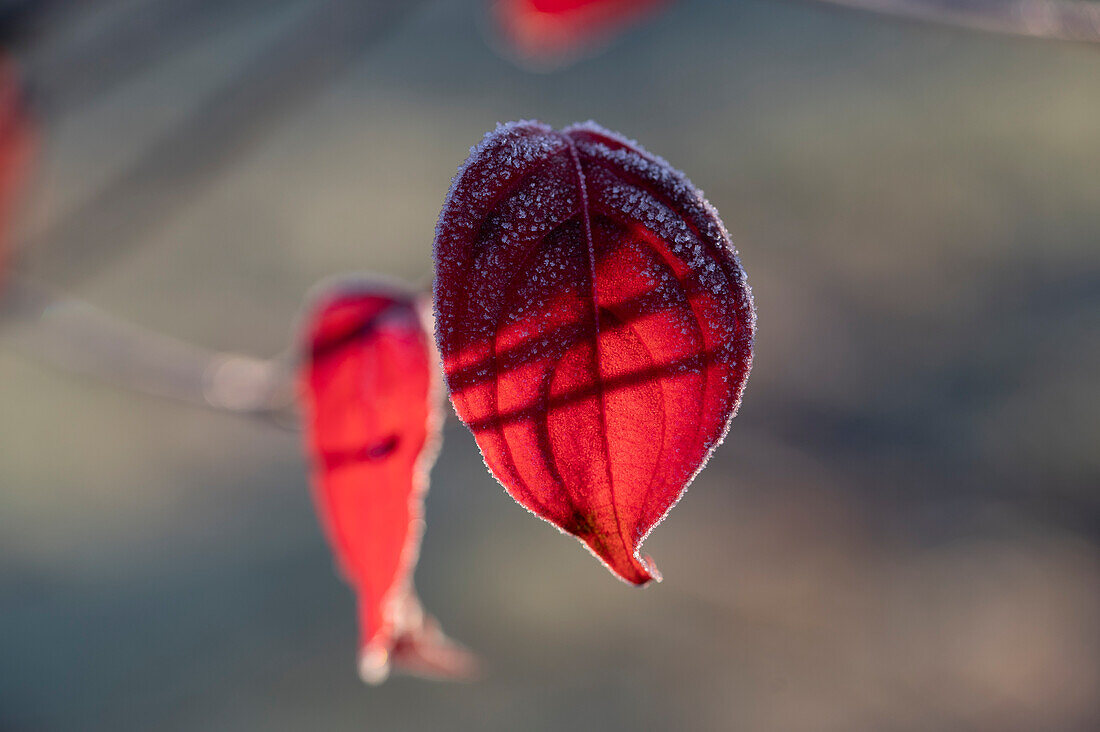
[491,0,671,68]
[0,53,35,281]
[434,121,754,585]
[299,280,476,683]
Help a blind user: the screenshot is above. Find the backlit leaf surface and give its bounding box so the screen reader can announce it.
[299,281,475,683]
[434,121,754,585]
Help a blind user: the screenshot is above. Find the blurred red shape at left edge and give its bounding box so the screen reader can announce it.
[298,279,477,684]
[0,51,36,282]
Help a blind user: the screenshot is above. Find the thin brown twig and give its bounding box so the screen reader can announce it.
[1,276,298,427]
[804,0,1100,42]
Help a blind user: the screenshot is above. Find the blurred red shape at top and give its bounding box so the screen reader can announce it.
[0,53,35,281]
[491,0,671,68]
[299,280,476,684]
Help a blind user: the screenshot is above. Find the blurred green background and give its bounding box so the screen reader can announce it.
[1,0,1098,729]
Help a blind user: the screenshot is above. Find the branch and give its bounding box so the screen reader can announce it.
[24,0,295,116]
[1,276,297,427]
[805,0,1100,42]
[23,0,426,285]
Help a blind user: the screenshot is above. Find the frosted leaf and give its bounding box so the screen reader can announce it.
[434,121,754,585]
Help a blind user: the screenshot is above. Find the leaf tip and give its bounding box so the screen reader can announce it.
[639,554,662,584]
[358,646,392,685]
[619,553,661,586]
[575,525,662,586]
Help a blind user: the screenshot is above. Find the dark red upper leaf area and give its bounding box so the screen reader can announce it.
[434,121,754,585]
[491,0,670,67]
[299,281,473,683]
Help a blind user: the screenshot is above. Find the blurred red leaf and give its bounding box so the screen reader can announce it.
[299,281,476,683]
[0,53,35,281]
[491,0,671,67]
[434,121,754,585]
